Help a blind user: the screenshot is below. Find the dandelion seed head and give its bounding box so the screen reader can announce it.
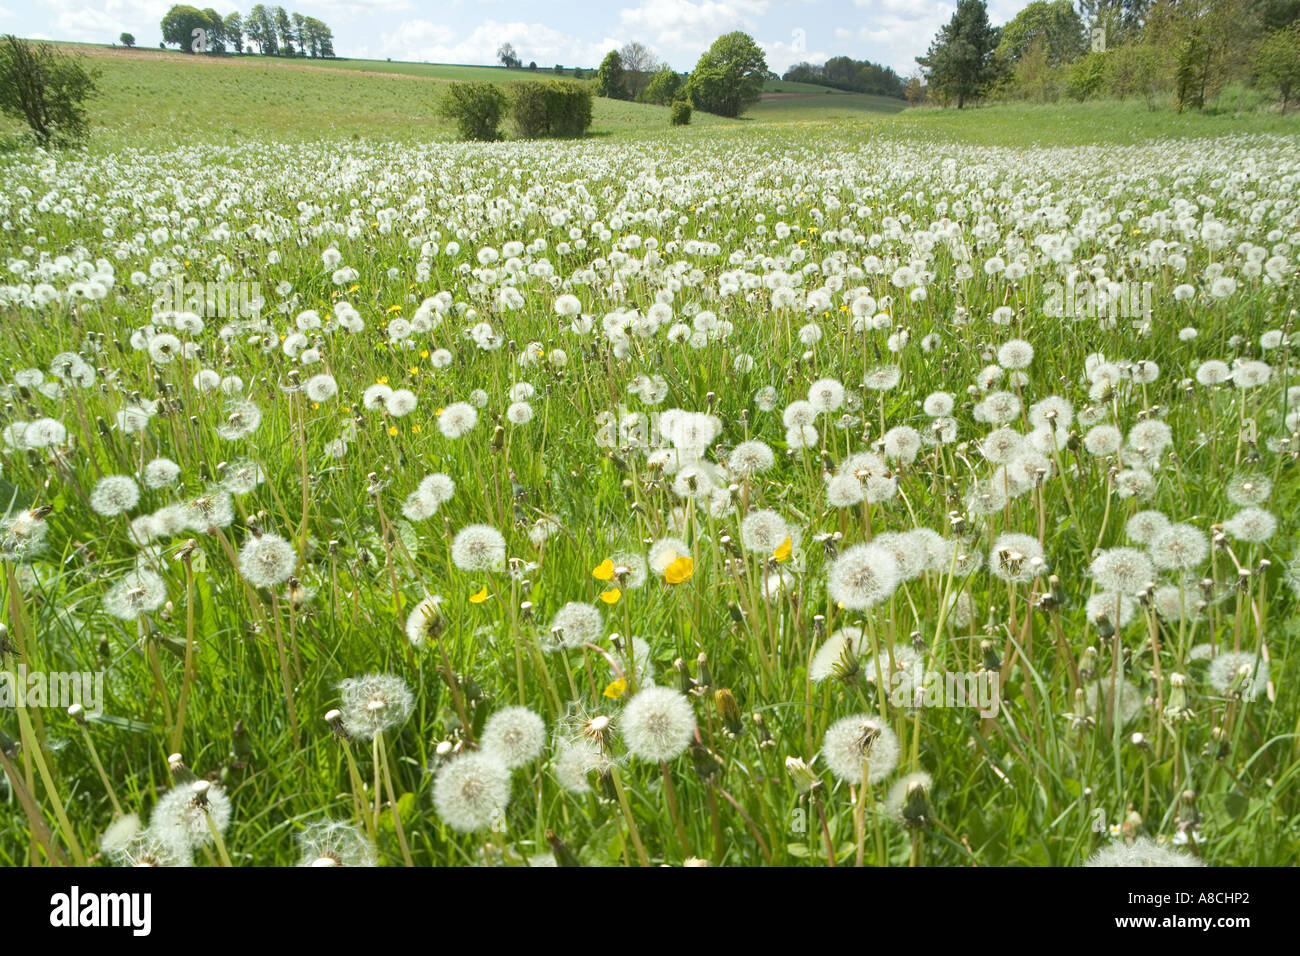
[621,686,697,762]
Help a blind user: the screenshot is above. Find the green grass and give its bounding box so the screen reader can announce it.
[0,45,727,146]
[1,43,1299,871]
[894,98,1300,145]
[9,43,1296,150]
[749,91,908,121]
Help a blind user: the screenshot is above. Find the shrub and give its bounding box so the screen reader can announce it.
[508,81,592,138]
[669,100,692,125]
[1063,50,1107,101]
[0,35,100,148]
[439,82,507,141]
[639,66,683,105]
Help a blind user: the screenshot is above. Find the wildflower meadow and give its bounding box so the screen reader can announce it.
[1,122,1298,869]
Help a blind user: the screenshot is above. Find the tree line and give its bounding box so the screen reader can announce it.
[160,5,335,57]
[591,33,768,117]
[914,0,1300,111]
[781,57,906,98]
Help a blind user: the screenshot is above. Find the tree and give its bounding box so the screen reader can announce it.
[225,12,243,52]
[1257,22,1300,108]
[0,35,100,147]
[301,17,333,57]
[1147,0,1254,111]
[997,1,1086,65]
[246,4,277,54]
[120,33,136,48]
[595,49,630,99]
[685,31,768,117]
[916,0,1002,108]
[161,5,216,53]
[498,43,521,69]
[639,65,684,104]
[619,41,660,97]
[202,8,226,52]
[1078,0,1154,45]
[1250,0,1300,30]
[439,82,508,140]
[274,6,294,54]
[904,74,927,105]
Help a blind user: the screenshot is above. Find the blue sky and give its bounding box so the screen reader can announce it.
[6,0,1028,76]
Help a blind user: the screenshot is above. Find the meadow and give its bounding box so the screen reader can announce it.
[0,48,1299,868]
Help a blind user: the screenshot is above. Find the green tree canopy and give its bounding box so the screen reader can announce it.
[161,5,216,53]
[595,49,630,99]
[685,31,768,117]
[1257,22,1300,108]
[998,0,1087,65]
[639,66,684,104]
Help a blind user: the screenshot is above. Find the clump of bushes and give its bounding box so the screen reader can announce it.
[507,80,592,138]
[669,100,692,126]
[439,82,508,141]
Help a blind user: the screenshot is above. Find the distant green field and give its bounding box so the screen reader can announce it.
[1,43,1296,151]
[763,79,852,94]
[893,98,1300,145]
[0,46,728,146]
[751,91,908,120]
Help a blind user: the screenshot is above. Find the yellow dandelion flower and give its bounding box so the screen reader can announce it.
[664,555,694,585]
[773,537,792,563]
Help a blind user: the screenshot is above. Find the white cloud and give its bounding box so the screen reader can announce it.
[760,38,832,75]
[620,0,769,63]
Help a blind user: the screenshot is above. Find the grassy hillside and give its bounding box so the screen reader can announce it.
[893,98,1300,145]
[0,45,728,145]
[1,43,1296,149]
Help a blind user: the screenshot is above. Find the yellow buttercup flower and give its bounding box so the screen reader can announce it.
[599,588,621,605]
[469,587,488,604]
[773,537,792,563]
[603,678,627,699]
[592,558,615,581]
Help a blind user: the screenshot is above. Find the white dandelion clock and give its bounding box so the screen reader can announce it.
[480,706,546,768]
[238,533,297,588]
[451,524,507,571]
[337,673,414,741]
[432,751,511,833]
[90,475,140,516]
[827,543,899,610]
[821,714,899,784]
[621,686,697,762]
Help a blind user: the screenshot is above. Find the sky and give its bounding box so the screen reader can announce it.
[4,0,1029,77]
